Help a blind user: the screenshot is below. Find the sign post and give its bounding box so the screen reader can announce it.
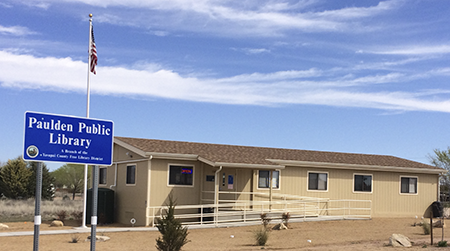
[23,111,113,251]
[32,162,42,251]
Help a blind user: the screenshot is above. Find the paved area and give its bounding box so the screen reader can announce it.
[0,226,158,237]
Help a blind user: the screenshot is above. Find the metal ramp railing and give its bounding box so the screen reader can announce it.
[146,198,371,227]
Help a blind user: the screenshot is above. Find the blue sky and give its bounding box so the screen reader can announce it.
[1,0,450,171]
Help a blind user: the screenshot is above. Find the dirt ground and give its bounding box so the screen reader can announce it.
[1,218,450,250]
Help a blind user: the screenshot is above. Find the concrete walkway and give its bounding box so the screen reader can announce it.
[0,226,158,237]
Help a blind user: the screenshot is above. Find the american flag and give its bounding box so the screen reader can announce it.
[90,25,97,74]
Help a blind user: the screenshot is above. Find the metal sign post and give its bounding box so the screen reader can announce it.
[90,165,99,251]
[33,162,43,251]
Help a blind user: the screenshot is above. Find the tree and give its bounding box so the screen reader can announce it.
[0,163,3,198]
[429,148,450,198]
[155,194,189,251]
[0,157,31,199]
[52,164,88,200]
[27,162,55,200]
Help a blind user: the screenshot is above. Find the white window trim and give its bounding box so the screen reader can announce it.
[307,171,329,192]
[352,173,373,194]
[99,167,107,186]
[399,176,418,195]
[257,170,281,190]
[126,164,137,186]
[167,164,195,187]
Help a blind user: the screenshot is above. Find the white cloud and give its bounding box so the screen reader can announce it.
[367,45,450,55]
[232,47,271,55]
[315,0,399,20]
[0,25,37,36]
[22,0,398,36]
[1,50,450,113]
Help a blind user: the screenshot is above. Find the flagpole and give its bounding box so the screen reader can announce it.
[81,13,93,229]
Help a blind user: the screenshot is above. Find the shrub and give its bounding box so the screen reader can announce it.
[56,210,67,222]
[281,212,290,228]
[69,234,80,243]
[71,211,83,224]
[438,240,448,247]
[155,194,189,251]
[422,221,430,235]
[260,213,271,228]
[254,227,269,246]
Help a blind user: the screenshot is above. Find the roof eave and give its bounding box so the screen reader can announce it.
[114,138,147,157]
[214,162,284,170]
[146,152,198,161]
[267,159,445,174]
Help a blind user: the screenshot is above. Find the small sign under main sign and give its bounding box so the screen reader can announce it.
[23,111,114,165]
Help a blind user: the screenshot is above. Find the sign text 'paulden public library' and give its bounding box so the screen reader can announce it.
[23,112,113,165]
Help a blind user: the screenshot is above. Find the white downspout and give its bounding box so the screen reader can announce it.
[146,155,153,226]
[110,163,117,190]
[214,166,223,225]
[110,158,147,190]
[269,170,273,211]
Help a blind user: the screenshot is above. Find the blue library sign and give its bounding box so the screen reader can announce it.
[23,111,113,165]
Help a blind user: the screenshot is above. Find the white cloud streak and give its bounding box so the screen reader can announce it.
[1,50,450,113]
[13,0,399,36]
[370,45,450,55]
[0,25,37,36]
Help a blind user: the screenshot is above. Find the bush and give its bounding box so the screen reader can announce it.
[56,210,67,222]
[281,212,290,228]
[422,221,430,235]
[260,213,271,228]
[71,211,83,224]
[155,194,189,251]
[69,234,80,243]
[254,227,269,246]
[438,240,448,247]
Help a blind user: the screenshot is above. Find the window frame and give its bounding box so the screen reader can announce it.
[353,173,373,193]
[167,164,195,187]
[257,170,281,190]
[126,164,137,186]
[99,167,107,186]
[307,171,329,192]
[399,176,418,195]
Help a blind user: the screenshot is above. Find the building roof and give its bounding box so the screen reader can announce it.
[115,137,442,173]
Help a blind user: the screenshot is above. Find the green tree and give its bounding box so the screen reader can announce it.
[27,162,55,200]
[0,157,31,199]
[429,148,450,197]
[51,164,88,200]
[155,194,189,251]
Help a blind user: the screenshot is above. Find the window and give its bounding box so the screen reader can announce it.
[126,165,136,185]
[354,174,372,192]
[308,172,328,191]
[258,170,280,189]
[169,165,193,186]
[99,168,107,185]
[401,177,417,194]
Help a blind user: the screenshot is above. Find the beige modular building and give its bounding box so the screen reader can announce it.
[99,136,445,226]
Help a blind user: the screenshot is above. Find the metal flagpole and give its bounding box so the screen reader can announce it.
[82,13,94,228]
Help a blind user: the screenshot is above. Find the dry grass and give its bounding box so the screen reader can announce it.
[0,199,83,222]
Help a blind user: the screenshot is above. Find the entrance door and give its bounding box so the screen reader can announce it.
[220,169,237,202]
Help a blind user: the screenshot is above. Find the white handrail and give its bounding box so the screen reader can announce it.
[147,198,371,227]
